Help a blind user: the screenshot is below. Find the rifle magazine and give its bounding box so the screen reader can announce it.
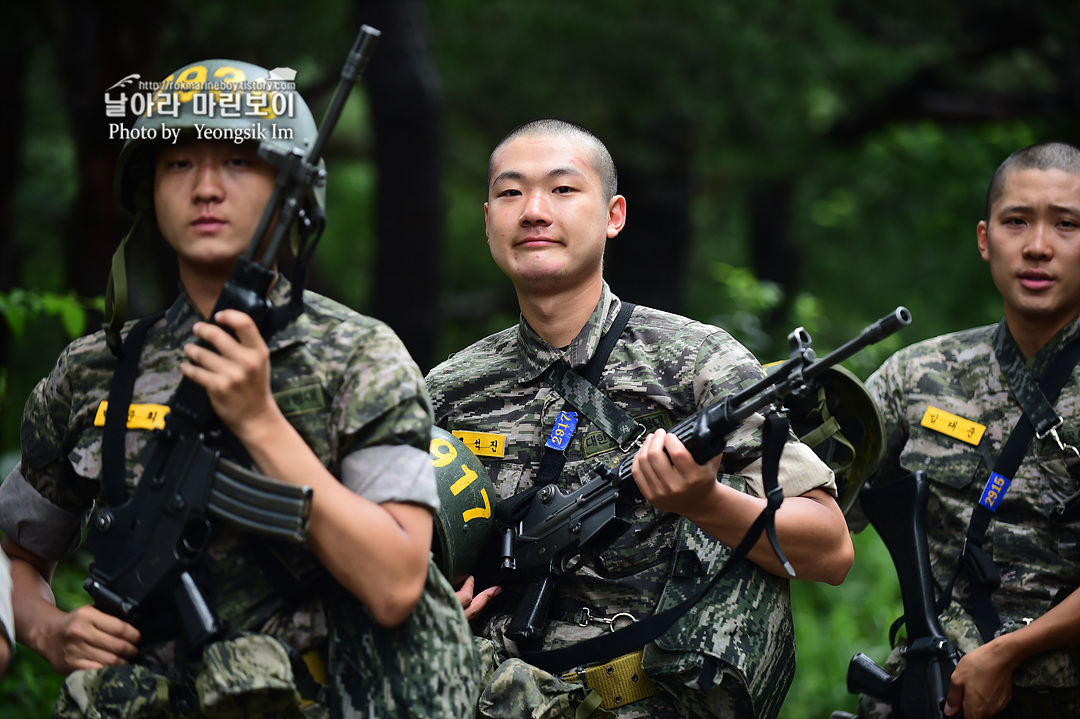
[209,459,312,543]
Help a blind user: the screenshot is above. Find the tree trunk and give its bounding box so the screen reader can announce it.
[358,0,445,372]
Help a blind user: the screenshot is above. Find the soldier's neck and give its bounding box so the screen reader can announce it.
[1004,308,1080,359]
[516,278,603,349]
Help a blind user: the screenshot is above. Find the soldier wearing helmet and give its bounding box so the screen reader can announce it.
[0,58,480,717]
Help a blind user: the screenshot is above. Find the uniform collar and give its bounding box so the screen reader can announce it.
[515,282,623,380]
[995,312,1080,377]
[1031,313,1080,377]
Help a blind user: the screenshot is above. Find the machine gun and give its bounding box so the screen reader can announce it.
[83,26,381,649]
[846,470,963,718]
[497,307,911,645]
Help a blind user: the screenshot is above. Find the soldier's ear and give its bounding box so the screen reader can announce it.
[606,195,626,239]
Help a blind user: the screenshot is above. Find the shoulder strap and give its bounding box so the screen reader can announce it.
[534,302,636,485]
[941,331,1080,640]
[102,312,165,507]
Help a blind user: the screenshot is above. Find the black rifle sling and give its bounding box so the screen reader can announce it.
[102,312,165,507]
[493,301,635,533]
[938,328,1080,641]
[519,411,791,675]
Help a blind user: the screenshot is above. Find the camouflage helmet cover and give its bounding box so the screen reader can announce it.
[113,58,325,216]
[428,427,496,584]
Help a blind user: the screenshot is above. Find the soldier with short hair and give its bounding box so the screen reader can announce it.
[425,118,854,719]
[0,58,480,717]
[853,141,1080,719]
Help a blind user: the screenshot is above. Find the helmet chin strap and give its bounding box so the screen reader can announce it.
[102,202,321,359]
[103,212,145,357]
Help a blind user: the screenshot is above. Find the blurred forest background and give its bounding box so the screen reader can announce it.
[1,0,1078,716]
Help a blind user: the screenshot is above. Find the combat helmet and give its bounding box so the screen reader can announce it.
[774,364,886,516]
[114,58,324,215]
[429,427,496,584]
[105,59,325,352]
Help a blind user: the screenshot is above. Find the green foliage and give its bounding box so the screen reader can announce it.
[784,528,903,719]
[0,290,104,341]
[0,554,91,718]
[0,291,102,714]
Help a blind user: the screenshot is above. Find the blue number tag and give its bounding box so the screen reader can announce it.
[545,411,579,451]
[979,472,1011,512]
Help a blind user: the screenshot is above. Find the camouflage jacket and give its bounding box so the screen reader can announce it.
[0,279,480,717]
[866,317,1080,688]
[426,284,835,718]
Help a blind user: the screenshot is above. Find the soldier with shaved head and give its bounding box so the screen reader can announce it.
[851,141,1080,719]
[427,118,853,719]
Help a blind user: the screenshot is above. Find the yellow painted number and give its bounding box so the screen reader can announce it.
[174,65,207,103]
[463,488,491,523]
[429,437,458,467]
[210,65,246,103]
[428,437,492,522]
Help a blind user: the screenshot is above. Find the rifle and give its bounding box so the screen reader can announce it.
[846,470,963,718]
[497,307,911,645]
[83,25,381,649]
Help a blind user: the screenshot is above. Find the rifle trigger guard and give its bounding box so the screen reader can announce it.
[619,423,647,453]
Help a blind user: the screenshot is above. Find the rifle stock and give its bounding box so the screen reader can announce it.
[83,25,381,647]
[499,307,911,645]
[846,471,961,718]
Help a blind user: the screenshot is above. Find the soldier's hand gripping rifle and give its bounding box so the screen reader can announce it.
[83,26,381,649]
[846,470,965,718]
[498,307,911,645]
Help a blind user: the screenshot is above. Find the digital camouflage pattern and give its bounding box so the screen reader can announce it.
[642,512,793,719]
[426,284,836,718]
[857,318,1080,718]
[0,279,481,718]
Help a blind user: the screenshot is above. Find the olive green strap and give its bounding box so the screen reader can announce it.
[103,213,144,357]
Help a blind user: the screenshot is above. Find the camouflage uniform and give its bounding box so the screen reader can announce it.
[426,285,836,719]
[857,318,1080,718]
[0,279,481,718]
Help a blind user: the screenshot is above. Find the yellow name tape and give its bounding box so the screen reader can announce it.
[451,430,505,459]
[94,401,170,431]
[921,406,985,446]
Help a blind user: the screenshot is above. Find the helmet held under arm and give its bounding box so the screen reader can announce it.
[769,364,886,516]
[428,427,496,585]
